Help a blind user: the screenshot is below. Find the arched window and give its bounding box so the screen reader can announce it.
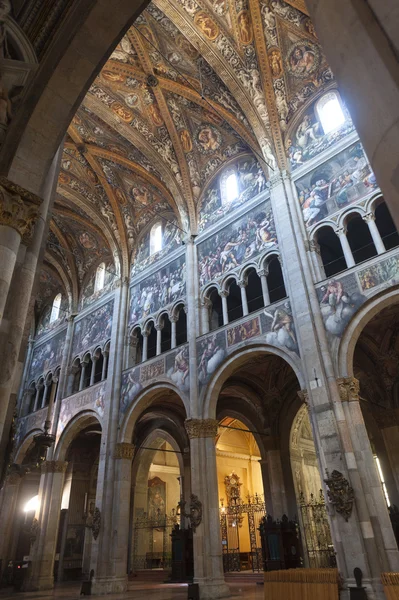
[50,293,61,323]
[150,222,163,255]
[94,262,106,292]
[224,172,239,204]
[316,91,346,135]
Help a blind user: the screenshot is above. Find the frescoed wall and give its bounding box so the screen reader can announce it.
[14,407,48,450]
[36,296,68,339]
[287,97,355,171]
[80,261,117,309]
[71,300,114,356]
[131,217,182,277]
[129,256,186,325]
[57,381,106,441]
[295,142,378,228]
[197,201,276,287]
[198,156,268,231]
[29,328,67,381]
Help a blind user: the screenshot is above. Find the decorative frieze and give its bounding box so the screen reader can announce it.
[185,418,218,439]
[0,177,41,241]
[40,460,68,474]
[114,442,135,460]
[337,377,360,403]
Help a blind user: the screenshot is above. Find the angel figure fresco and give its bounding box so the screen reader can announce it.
[194,12,219,41]
[289,44,317,77]
[238,11,252,44]
[180,129,193,153]
[132,186,152,206]
[168,347,190,391]
[198,334,226,384]
[269,50,283,78]
[319,279,366,338]
[148,102,164,127]
[264,302,298,354]
[197,126,221,152]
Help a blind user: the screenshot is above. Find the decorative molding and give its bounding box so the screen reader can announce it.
[336,377,360,403]
[324,469,354,522]
[114,442,135,460]
[40,460,68,474]
[185,418,218,439]
[0,177,42,241]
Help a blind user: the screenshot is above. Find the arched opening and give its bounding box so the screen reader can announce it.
[316,226,347,277]
[83,355,93,389]
[27,382,36,415]
[208,288,223,331]
[50,293,62,323]
[266,257,286,303]
[93,350,104,384]
[129,327,143,368]
[246,269,264,313]
[36,378,45,409]
[375,200,399,251]
[94,263,105,293]
[146,322,157,361]
[150,222,163,255]
[175,305,187,346]
[70,359,82,396]
[160,314,172,354]
[226,279,243,323]
[346,213,377,264]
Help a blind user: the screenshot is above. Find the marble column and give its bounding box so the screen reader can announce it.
[185,419,230,599]
[374,410,399,507]
[200,298,211,335]
[363,213,386,254]
[33,383,42,412]
[220,290,229,326]
[305,0,399,229]
[24,461,68,591]
[307,239,324,281]
[79,361,86,391]
[0,148,62,467]
[155,323,163,356]
[269,171,399,598]
[90,357,97,387]
[264,437,288,519]
[238,279,249,316]
[0,468,23,567]
[170,315,178,348]
[336,226,355,268]
[142,331,148,362]
[258,269,270,306]
[101,351,109,380]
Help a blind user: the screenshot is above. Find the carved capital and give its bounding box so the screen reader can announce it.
[40,460,68,474]
[335,226,347,236]
[219,290,229,298]
[155,323,164,332]
[238,278,248,288]
[114,442,135,460]
[185,418,218,439]
[337,377,360,403]
[0,177,42,242]
[170,314,179,323]
[257,268,269,278]
[363,212,375,223]
[297,389,309,405]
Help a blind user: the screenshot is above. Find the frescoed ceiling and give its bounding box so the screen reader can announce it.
[47,0,335,310]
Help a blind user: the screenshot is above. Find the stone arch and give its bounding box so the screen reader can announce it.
[338,206,366,228]
[14,429,43,465]
[53,410,101,461]
[337,287,399,377]
[202,344,305,420]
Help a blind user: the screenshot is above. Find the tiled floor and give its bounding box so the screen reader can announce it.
[0,581,265,599]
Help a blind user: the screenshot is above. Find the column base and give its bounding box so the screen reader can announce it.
[340,577,386,600]
[91,575,128,595]
[196,578,231,599]
[22,575,54,591]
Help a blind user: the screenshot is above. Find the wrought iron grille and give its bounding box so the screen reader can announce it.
[298,490,336,568]
[132,510,177,571]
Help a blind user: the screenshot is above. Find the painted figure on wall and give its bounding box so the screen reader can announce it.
[131,219,182,277]
[180,129,192,153]
[227,318,260,346]
[29,329,66,380]
[72,300,113,355]
[121,368,142,413]
[358,255,399,293]
[318,278,365,338]
[263,301,299,354]
[197,332,226,385]
[194,12,219,41]
[238,11,253,45]
[167,346,190,391]
[198,156,268,231]
[195,124,222,153]
[296,143,378,227]
[129,257,186,324]
[198,204,276,286]
[148,477,166,518]
[80,261,117,309]
[286,42,319,78]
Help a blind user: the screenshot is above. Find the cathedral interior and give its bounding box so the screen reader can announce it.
[0,0,399,599]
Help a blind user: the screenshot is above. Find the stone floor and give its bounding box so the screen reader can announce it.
[0,582,265,599]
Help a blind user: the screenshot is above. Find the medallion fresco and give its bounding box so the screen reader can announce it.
[287,99,355,171]
[197,298,299,386]
[295,142,378,228]
[29,328,67,381]
[197,201,276,287]
[198,156,268,231]
[129,256,186,325]
[57,381,106,441]
[120,344,189,416]
[71,300,114,356]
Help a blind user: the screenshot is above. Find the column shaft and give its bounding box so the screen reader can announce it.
[239,283,249,316]
[171,320,177,348]
[364,215,386,254]
[0,225,21,324]
[221,293,228,325]
[259,272,270,306]
[337,229,355,268]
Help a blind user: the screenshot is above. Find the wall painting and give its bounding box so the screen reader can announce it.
[80,261,117,309]
[295,142,378,228]
[29,328,67,381]
[148,476,166,518]
[131,217,182,277]
[57,381,106,441]
[71,300,114,356]
[197,201,276,287]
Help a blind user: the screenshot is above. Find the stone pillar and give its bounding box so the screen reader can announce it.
[33,383,42,412]
[170,315,178,349]
[258,269,270,306]
[305,0,399,229]
[200,299,211,335]
[111,443,134,583]
[25,461,68,591]
[185,419,230,599]
[238,279,249,316]
[155,323,163,356]
[220,290,228,326]
[142,331,148,362]
[336,226,355,268]
[41,381,50,409]
[268,171,399,598]
[263,437,288,518]
[0,468,23,567]
[79,361,86,391]
[0,182,41,325]
[307,239,324,281]
[101,351,109,380]
[363,213,386,254]
[90,357,97,387]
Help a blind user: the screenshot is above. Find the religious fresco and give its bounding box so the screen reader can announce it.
[14,408,48,450]
[148,477,166,518]
[295,142,378,228]
[36,295,68,339]
[198,156,268,231]
[260,301,299,354]
[120,345,189,416]
[197,202,276,287]
[197,331,227,386]
[29,328,67,381]
[57,381,106,440]
[287,99,355,171]
[227,317,261,347]
[80,261,117,309]
[71,300,114,356]
[129,256,186,325]
[131,218,182,277]
[358,255,399,293]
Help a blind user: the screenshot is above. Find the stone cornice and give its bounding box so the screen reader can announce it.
[114,442,135,460]
[0,177,42,241]
[216,449,261,462]
[185,418,218,439]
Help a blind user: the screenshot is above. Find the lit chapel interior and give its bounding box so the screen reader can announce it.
[0,1,398,600]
